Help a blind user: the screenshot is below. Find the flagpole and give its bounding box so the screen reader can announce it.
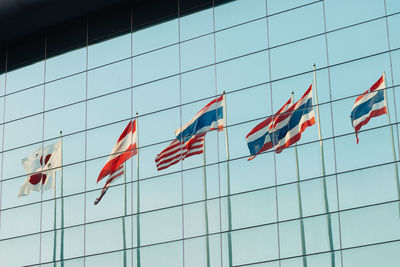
[292,92,308,267]
[313,64,335,267]
[202,143,211,267]
[60,131,64,267]
[222,91,233,267]
[135,113,141,267]
[382,72,400,216]
[123,161,127,267]
[52,171,57,267]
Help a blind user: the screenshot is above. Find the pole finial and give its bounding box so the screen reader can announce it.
[135,111,138,116]
[59,130,63,135]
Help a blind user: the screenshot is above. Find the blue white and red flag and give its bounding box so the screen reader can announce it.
[245,97,293,160]
[271,85,316,153]
[175,95,224,144]
[350,74,387,143]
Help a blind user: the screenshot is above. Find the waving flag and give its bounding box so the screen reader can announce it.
[175,95,224,144]
[97,120,137,183]
[155,134,205,171]
[95,120,137,204]
[351,74,387,143]
[94,165,125,205]
[18,140,62,197]
[272,85,316,153]
[156,95,224,171]
[246,97,293,160]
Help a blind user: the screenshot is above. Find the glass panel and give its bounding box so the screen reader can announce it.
[140,173,181,212]
[215,0,266,30]
[85,218,126,255]
[340,202,400,248]
[180,9,213,41]
[181,66,216,104]
[216,19,267,62]
[88,34,131,68]
[232,225,279,266]
[267,0,316,15]
[217,50,269,94]
[388,13,400,50]
[0,234,40,266]
[183,202,206,238]
[87,59,130,98]
[338,163,399,210]
[270,36,327,80]
[342,241,400,267]
[3,114,42,150]
[0,203,41,239]
[327,19,387,66]
[268,2,324,47]
[324,0,385,30]
[141,241,183,267]
[46,48,86,81]
[45,73,86,111]
[132,45,179,86]
[86,251,127,267]
[87,90,131,129]
[180,34,214,72]
[140,206,182,245]
[44,102,85,140]
[133,20,178,56]
[231,188,277,229]
[5,85,43,122]
[387,0,400,13]
[7,61,44,94]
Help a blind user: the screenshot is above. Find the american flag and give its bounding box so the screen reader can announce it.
[155,134,205,171]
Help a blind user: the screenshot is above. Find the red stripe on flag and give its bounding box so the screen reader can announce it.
[97,143,137,182]
[117,120,136,142]
[355,75,384,103]
[155,136,204,171]
[271,85,312,129]
[94,167,124,205]
[246,117,273,138]
[354,106,387,143]
[275,117,316,154]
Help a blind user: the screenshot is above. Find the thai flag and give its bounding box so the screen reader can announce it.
[271,85,316,153]
[175,95,224,144]
[95,119,137,205]
[350,74,387,143]
[245,97,293,160]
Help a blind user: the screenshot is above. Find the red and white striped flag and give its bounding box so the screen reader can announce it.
[95,120,137,205]
[94,165,125,205]
[155,134,204,171]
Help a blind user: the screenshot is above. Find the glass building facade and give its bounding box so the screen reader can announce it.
[1,0,400,266]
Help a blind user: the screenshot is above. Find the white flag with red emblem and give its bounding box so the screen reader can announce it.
[18,140,62,197]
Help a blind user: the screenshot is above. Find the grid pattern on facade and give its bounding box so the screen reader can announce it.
[1,0,400,266]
